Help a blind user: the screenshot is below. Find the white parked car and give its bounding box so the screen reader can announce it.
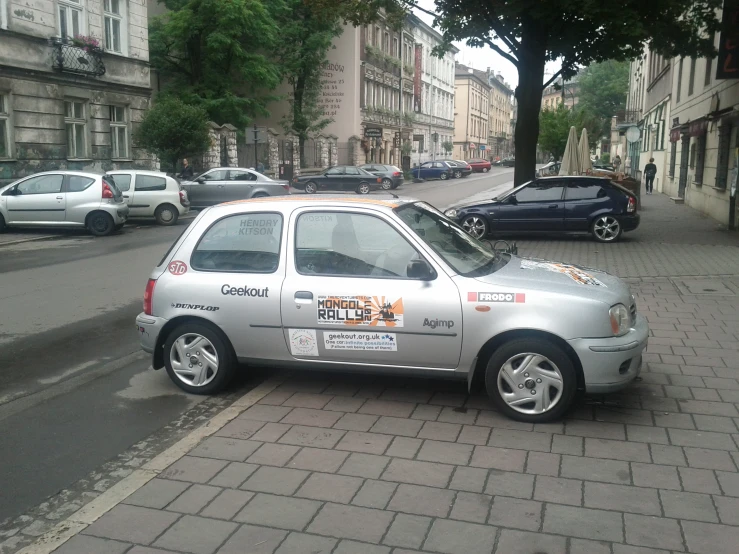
[106,170,190,226]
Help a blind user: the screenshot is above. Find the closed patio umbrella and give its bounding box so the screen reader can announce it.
[579,128,592,174]
[559,126,580,176]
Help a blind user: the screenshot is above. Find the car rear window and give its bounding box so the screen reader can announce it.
[135,175,167,191]
[108,174,131,191]
[191,213,283,273]
[67,175,95,192]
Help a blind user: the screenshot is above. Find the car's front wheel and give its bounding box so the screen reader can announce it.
[461,215,488,239]
[591,215,622,242]
[163,322,235,395]
[485,338,577,422]
[440,172,449,180]
[483,167,490,173]
[357,182,371,194]
[304,182,317,194]
[381,178,393,190]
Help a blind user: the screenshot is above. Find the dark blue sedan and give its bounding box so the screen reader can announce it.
[444,176,640,243]
[410,161,453,180]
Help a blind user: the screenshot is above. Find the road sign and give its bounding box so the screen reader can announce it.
[625,126,641,143]
[469,142,476,149]
[479,145,487,151]
[393,137,401,147]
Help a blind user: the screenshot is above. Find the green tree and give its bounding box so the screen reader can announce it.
[134,96,211,172]
[442,140,453,154]
[318,0,720,185]
[149,0,283,129]
[538,103,600,161]
[275,0,344,167]
[577,60,630,138]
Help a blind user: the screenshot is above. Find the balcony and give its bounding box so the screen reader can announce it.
[50,37,106,77]
[364,46,401,77]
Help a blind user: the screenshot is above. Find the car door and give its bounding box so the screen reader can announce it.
[416,162,433,179]
[564,179,611,231]
[132,174,168,216]
[494,180,566,232]
[64,174,99,224]
[107,173,136,212]
[280,207,463,368]
[321,167,344,191]
[188,169,229,207]
[343,166,364,190]
[433,162,448,178]
[223,169,258,201]
[5,174,66,223]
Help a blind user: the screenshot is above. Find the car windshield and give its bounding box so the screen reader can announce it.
[395,202,509,277]
[495,180,533,201]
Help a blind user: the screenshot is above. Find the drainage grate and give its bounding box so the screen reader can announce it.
[670,278,738,296]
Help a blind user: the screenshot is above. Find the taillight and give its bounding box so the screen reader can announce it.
[392,171,402,177]
[102,182,114,199]
[627,196,636,213]
[179,191,186,205]
[143,279,156,315]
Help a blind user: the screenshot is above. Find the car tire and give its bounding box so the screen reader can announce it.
[485,338,578,423]
[163,322,236,395]
[440,172,449,180]
[381,179,393,190]
[87,211,115,236]
[304,182,317,194]
[0,214,6,233]
[155,204,179,226]
[483,167,490,173]
[454,171,461,179]
[252,192,269,198]
[461,215,488,239]
[356,182,371,194]
[591,215,623,243]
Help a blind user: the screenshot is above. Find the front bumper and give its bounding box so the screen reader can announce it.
[568,313,649,394]
[136,312,167,355]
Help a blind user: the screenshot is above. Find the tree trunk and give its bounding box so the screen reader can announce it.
[513,22,547,186]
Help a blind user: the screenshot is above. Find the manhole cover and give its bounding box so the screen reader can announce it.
[671,278,738,296]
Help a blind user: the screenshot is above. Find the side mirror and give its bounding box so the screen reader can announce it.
[196,177,205,184]
[407,259,436,281]
[507,195,517,205]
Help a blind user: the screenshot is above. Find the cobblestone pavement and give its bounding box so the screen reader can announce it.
[15,194,739,554]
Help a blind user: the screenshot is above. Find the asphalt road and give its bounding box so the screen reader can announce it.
[0,167,513,525]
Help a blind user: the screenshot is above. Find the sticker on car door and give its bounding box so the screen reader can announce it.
[323,331,397,351]
[316,295,404,327]
[288,329,319,356]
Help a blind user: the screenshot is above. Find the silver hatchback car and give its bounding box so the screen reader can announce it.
[0,171,128,236]
[136,197,648,422]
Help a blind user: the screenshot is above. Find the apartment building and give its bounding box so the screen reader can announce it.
[0,0,154,184]
[486,70,513,159]
[541,76,580,110]
[453,63,490,160]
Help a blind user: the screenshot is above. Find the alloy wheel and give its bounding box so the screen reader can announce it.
[462,216,486,239]
[358,183,370,194]
[593,216,621,242]
[381,179,392,190]
[170,333,219,387]
[440,172,448,180]
[305,182,317,194]
[497,352,564,415]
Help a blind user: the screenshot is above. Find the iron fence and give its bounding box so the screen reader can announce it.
[238,142,270,170]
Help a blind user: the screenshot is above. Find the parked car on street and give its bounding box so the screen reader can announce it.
[359,164,404,190]
[137,196,648,422]
[441,160,473,179]
[444,176,639,243]
[0,171,128,236]
[107,170,189,226]
[293,166,383,194]
[593,162,615,171]
[536,161,561,177]
[500,158,516,167]
[410,161,453,180]
[468,159,492,172]
[180,167,290,209]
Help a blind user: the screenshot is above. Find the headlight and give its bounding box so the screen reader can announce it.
[445,209,458,218]
[609,303,631,336]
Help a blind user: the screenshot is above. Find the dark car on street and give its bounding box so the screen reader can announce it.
[500,157,516,167]
[467,158,492,172]
[441,160,473,179]
[359,164,404,190]
[293,166,383,194]
[410,161,453,180]
[444,176,639,243]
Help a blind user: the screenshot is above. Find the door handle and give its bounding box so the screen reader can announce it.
[123,195,129,198]
[548,204,559,209]
[56,196,63,200]
[295,291,313,300]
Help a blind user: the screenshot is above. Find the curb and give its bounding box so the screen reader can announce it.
[16,377,284,554]
[0,235,58,248]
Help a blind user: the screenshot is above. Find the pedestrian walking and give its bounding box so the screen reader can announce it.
[644,158,657,194]
[178,158,194,180]
[613,155,622,172]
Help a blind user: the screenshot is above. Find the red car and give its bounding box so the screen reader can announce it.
[467,158,492,173]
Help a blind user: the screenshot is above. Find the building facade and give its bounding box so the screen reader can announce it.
[541,76,580,110]
[0,0,154,184]
[486,69,513,160]
[453,63,490,160]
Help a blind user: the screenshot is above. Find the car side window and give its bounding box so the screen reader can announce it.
[191,213,282,273]
[67,176,95,192]
[295,211,422,278]
[16,174,64,195]
[325,167,343,175]
[201,170,228,181]
[230,171,257,182]
[515,182,565,203]
[345,167,360,175]
[565,181,607,200]
[421,162,432,168]
[108,174,131,191]
[135,176,167,191]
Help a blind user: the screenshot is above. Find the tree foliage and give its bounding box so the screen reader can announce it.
[149,0,283,129]
[538,103,600,161]
[577,60,630,137]
[134,96,211,172]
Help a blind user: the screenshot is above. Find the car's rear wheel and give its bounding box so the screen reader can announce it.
[163,322,235,395]
[485,338,577,423]
[155,204,179,226]
[440,172,449,180]
[483,167,490,173]
[381,178,392,190]
[87,212,114,236]
[453,170,462,179]
[461,215,488,239]
[304,182,317,194]
[591,215,622,242]
[357,182,371,194]
[252,192,268,198]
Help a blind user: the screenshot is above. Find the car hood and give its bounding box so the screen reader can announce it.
[450,198,501,211]
[474,256,631,306]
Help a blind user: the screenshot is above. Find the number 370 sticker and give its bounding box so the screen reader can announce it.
[168,260,188,275]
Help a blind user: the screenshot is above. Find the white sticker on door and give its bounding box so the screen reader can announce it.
[323,331,397,352]
[288,329,319,357]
